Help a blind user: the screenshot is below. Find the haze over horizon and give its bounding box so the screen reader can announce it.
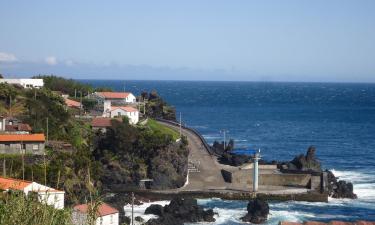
[1,0,375,82]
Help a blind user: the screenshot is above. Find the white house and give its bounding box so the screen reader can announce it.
[94,92,136,104]
[72,203,119,225]
[108,106,139,124]
[0,176,65,209]
[0,79,44,89]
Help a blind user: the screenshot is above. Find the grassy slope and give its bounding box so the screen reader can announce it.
[146,118,180,140]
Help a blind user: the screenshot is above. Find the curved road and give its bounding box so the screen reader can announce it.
[158,121,228,191]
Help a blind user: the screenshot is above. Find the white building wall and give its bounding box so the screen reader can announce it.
[38,192,65,209]
[23,182,65,209]
[125,93,136,103]
[96,213,119,225]
[103,100,112,117]
[110,109,139,124]
[0,79,44,88]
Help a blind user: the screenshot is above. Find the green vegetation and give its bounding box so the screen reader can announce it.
[147,118,180,140]
[142,91,177,121]
[0,192,72,225]
[94,118,188,189]
[0,75,188,223]
[33,75,94,97]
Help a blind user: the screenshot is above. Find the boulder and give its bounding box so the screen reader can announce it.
[326,170,357,199]
[241,199,269,224]
[288,146,322,172]
[145,197,215,225]
[145,204,164,217]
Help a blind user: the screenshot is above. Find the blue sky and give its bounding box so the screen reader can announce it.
[0,0,375,82]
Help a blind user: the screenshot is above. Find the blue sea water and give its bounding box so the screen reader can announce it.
[83,80,375,223]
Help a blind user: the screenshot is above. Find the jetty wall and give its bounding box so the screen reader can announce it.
[223,168,322,191]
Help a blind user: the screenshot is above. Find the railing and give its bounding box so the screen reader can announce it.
[155,118,220,156]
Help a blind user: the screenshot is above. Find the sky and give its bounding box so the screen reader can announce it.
[0,0,375,82]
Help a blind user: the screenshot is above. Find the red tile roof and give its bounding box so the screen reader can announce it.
[65,98,81,108]
[74,203,119,216]
[279,222,302,225]
[96,92,131,99]
[305,222,328,225]
[111,106,138,112]
[356,221,375,225]
[0,176,32,191]
[5,123,32,132]
[0,134,45,142]
[329,222,354,225]
[91,117,121,127]
[280,221,375,225]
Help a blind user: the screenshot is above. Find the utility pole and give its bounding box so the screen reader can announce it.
[2,157,5,177]
[9,95,12,117]
[46,117,49,142]
[80,91,83,116]
[21,136,24,180]
[74,89,77,98]
[131,192,134,225]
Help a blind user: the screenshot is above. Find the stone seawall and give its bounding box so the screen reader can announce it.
[223,168,323,191]
[114,189,329,202]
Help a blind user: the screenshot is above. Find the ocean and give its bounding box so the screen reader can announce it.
[83,80,375,223]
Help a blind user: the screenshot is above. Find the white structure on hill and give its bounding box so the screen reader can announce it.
[72,203,119,225]
[109,106,139,124]
[0,177,65,209]
[101,99,139,124]
[0,79,44,88]
[93,92,136,104]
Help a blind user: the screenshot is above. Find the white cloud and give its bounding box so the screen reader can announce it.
[45,56,57,65]
[0,52,17,62]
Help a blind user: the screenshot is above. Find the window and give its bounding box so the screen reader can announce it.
[5,144,10,148]
[118,112,121,117]
[33,144,39,150]
[22,144,26,150]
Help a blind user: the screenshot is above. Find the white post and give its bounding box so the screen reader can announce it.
[253,149,260,192]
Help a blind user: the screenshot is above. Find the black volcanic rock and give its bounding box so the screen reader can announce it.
[241,199,269,224]
[287,146,322,172]
[326,170,357,199]
[145,204,164,217]
[145,197,215,225]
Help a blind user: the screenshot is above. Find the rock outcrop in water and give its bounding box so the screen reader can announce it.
[326,170,357,199]
[145,197,215,225]
[279,146,357,199]
[285,146,322,172]
[241,199,269,224]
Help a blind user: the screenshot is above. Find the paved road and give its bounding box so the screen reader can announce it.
[158,121,228,191]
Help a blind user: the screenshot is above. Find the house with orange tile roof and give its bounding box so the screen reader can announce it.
[105,106,139,124]
[0,133,45,155]
[94,91,136,104]
[91,117,122,132]
[72,202,119,225]
[65,98,82,109]
[0,176,65,209]
[1,116,32,134]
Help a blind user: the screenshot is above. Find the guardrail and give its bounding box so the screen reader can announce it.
[155,118,220,156]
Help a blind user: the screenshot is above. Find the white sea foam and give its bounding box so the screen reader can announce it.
[123,200,170,225]
[330,169,375,200]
